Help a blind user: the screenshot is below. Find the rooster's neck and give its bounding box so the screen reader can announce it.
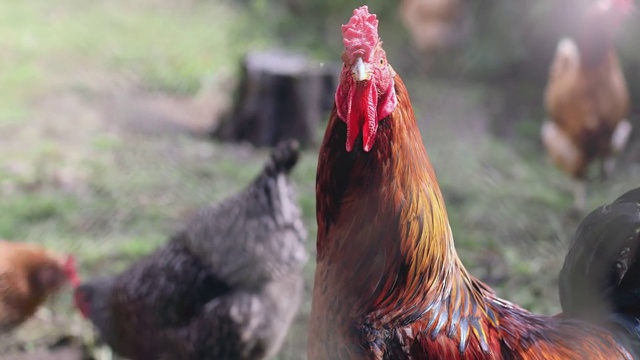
[315,76,477,326]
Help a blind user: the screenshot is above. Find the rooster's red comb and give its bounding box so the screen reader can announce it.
[342,6,379,61]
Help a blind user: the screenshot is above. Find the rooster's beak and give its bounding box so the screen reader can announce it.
[352,57,371,82]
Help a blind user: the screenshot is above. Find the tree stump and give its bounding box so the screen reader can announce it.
[214,50,339,148]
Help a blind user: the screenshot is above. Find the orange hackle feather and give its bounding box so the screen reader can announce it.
[309,8,634,359]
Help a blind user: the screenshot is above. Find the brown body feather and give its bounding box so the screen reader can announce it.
[309,76,632,359]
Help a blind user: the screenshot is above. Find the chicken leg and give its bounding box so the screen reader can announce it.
[601,118,632,179]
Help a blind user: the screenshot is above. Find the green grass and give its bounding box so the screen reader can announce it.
[0,0,268,124]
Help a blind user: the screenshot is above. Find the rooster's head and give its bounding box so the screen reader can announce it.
[336,6,398,152]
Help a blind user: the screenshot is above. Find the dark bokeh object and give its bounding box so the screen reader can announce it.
[214,50,339,148]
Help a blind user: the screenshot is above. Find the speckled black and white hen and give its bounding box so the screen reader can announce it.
[73,140,307,360]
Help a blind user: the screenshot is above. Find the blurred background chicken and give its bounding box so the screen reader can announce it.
[0,241,76,334]
[542,0,634,211]
[73,140,307,360]
[399,0,462,51]
[559,187,640,339]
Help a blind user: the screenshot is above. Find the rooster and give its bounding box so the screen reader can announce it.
[542,0,634,210]
[74,140,307,360]
[0,240,77,333]
[308,6,640,359]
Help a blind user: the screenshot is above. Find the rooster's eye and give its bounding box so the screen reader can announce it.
[379,59,385,66]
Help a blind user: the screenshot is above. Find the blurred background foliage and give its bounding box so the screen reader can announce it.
[239,0,640,145]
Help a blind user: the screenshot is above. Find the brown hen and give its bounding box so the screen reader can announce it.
[542,0,634,210]
[0,240,76,333]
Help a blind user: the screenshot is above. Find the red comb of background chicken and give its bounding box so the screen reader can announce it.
[341,6,379,61]
[63,255,80,287]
